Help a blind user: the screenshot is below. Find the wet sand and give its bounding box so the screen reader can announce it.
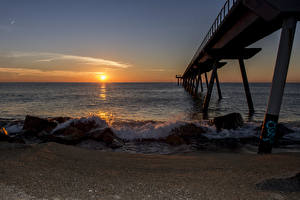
[0,142,300,200]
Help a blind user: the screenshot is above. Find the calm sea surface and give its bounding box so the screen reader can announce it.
[0,82,300,123]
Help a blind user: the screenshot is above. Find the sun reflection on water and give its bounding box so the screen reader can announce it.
[97,111,114,126]
[99,83,106,100]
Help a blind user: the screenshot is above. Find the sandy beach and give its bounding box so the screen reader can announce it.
[0,142,299,200]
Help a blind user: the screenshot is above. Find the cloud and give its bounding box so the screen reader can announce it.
[145,69,166,72]
[5,51,131,68]
[0,67,99,77]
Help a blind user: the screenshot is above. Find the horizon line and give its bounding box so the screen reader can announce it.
[1,81,300,84]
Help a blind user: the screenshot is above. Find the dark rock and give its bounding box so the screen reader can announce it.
[70,119,99,133]
[23,115,57,135]
[171,123,207,137]
[89,128,124,148]
[276,123,294,137]
[166,123,209,145]
[212,113,244,131]
[165,134,186,146]
[50,127,86,144]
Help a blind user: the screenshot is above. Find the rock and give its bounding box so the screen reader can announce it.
[276,123,294,137]
[23,115,57,135]
[212,113,244,131]
[89,128,124,148]
[50,127,86,144]
[166,123,209,145]
[71,119,99,133]
[171,123,207,137]
[165,134,186,146]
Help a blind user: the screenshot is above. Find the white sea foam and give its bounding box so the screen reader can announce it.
[201,122,259,139]
[112,120,187,140]
[51,115,108,133]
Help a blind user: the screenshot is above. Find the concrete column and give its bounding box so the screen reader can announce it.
[195,72,200,95]
[215,71,222,99]
[203,63,218,113]
[205,72,209,89]
[258,17,297,154]
[239,58,254,113]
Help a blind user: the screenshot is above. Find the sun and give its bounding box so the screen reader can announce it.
[100,75,107,81]
[97,74,107,82]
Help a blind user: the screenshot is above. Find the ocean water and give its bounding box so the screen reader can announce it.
[0,82,300,122]
[0,82,300,149]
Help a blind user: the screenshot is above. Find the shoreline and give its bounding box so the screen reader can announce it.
[0,142,299,199]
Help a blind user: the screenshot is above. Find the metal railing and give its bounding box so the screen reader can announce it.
[188,0,239,68]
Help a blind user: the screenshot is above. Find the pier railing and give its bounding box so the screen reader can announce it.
[188,0,239,70]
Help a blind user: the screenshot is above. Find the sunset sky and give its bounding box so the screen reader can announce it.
[0,0,299,82]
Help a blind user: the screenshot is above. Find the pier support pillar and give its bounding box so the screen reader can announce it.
[258,17,297,154]
[215,71,222,99]
[195,71,201,95]
[204,72,209,89]
[203,63,218,113]
[239,58,254,113]
[200,74,203,92]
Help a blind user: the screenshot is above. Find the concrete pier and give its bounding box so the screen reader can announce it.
[177,0,299,153]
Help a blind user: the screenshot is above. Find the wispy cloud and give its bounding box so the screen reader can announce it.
[145,69,166,72]
[0,67,100,77]
[6,51,131,68]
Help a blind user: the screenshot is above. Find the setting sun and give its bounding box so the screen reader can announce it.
[97,74,107,82]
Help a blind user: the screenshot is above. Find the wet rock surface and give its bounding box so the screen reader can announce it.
[212,113,244,131]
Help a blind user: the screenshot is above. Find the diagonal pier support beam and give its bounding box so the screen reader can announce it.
[239,58,254,113]
[258,17,297,154]
[205,72,209,89]
[203,63,218,113]
[200,74,203,92]
[195,71,201,95]
[215,71,222,99]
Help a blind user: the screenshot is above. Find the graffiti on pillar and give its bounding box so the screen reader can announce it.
[262,120,277,144]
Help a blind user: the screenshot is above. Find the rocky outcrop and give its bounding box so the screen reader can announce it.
[50,126,86,145]
[165,135,186,146]
[23,115,57,135]
[88,128,124,148]
[212,113,244,131]
[166,123,209,146]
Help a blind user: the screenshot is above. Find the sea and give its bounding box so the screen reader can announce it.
[1,82,300,153]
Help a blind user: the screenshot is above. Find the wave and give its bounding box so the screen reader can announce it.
[2,115,300,141]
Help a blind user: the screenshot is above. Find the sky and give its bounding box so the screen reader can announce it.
[0,0,299,82]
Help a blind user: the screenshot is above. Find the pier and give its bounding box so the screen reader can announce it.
[178,0,300,153]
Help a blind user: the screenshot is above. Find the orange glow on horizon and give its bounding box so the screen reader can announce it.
[96,74,107,82]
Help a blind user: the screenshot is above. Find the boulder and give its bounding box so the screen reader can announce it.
[71,119,99,133]
[23,115,57,135]
[50,126,86,144]
[212,113,244,131]
[89,128,124,148]
[165,134,186,146]
[171,123,207,137]
[168,123,209,145]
